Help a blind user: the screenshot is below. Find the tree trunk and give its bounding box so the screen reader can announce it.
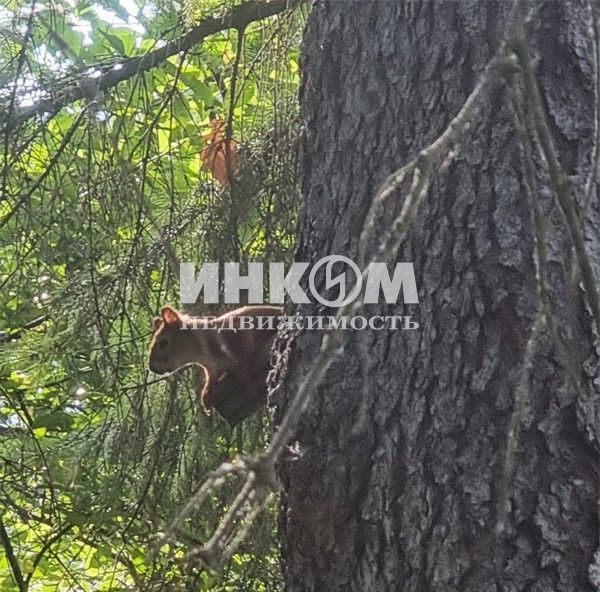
[275,1,600,591]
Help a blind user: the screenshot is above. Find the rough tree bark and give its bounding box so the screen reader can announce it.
[275,1,600,591]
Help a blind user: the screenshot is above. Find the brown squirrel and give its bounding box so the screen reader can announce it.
[148,305,282,424]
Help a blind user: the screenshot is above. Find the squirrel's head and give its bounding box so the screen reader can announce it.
[148,306,198,374]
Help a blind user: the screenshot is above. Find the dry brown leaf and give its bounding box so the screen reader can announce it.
[200,118,239,185]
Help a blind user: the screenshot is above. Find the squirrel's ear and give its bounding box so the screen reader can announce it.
[160,305,180,324]
[152,316,162,331]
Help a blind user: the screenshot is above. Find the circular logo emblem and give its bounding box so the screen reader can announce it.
[308,255,362,307]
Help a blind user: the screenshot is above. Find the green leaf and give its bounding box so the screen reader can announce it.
[97,28,125,55]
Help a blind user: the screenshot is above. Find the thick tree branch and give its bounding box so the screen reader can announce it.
[1,0,304,131]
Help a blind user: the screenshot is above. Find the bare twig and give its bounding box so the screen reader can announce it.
[0,108,87,229]
[511,31,600,337]
[1,0,35,199]
[225,25,246,257]
[495,312,542,535]
[0,315,47,342]
[584,2,600,207]
[495,0,595,535]
[24,523,73,588]
[496,74,547,536]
